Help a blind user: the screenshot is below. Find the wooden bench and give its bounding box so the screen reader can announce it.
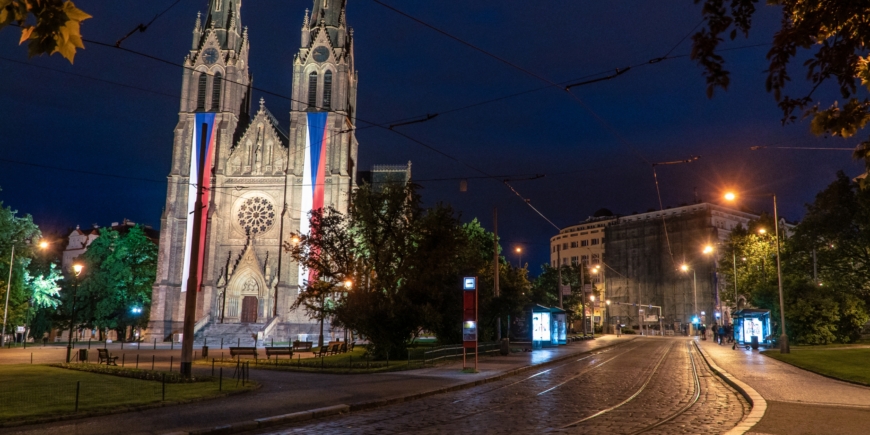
[265,347,293,359]
[315,341,341,357]
[229,346,258,359]
[97,348,118,366]
[292,341,313,352]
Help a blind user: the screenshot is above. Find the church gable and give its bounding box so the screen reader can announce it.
[227,98,289,176]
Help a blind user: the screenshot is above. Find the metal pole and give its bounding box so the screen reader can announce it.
[66,274,80,363]
[557,245,563,309]
[493,207,500,340]
[273,163,290,318]
[733,250,738,322]
[773,194,789,353]
[1,245,14,347]
[180,122,209,377]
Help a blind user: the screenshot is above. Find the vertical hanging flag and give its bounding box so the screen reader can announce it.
[181,113,218,293]
[298,112,329,287]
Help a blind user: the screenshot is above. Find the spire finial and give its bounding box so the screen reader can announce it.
[259,97,265,111]
[195,11,202,30]
[303,8,310,27]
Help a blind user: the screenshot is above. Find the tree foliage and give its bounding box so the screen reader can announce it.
[286,182,530,358]
[692,0,870,169]
[0,0,90,63]
[0,198,41,336]
[62,226,157,340]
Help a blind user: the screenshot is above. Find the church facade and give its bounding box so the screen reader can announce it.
[147,0,358,342]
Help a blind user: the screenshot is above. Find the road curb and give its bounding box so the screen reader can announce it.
[693,341,766,435]
[166,338,636,434]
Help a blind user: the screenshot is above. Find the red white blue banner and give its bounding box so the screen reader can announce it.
[299,112,329,287]
[181,113,218,292]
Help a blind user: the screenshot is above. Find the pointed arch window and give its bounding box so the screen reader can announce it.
[196,74,207,111]
[308,72,318,109]
[211,72,222,111]
[323,70,332,110]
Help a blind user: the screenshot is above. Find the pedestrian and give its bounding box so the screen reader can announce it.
[718,324,726,345]
[725,324,733,343]
[699,324,706,340]
[712,323,719,343]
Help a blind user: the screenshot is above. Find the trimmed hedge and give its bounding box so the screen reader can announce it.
[50,363,211,383]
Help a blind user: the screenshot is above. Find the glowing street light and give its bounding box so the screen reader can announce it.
[66,263,84,363]
[758,228,766,234]
[39,241,49,249]
[724,192,736,201]
[515,247,523,268]
[703,245,714,254]
[680,264,698,332]
[343,280,353,289]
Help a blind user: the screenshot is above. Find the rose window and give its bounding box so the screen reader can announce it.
[237,197,275,235]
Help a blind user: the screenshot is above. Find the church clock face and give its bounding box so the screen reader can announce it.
[203,48,219,65]
[237,197,276,235]
[312,46,329,63]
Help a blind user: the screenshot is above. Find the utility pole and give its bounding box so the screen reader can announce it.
[493,208,500,340]
[580,263,586,336]
[557,245,563,309]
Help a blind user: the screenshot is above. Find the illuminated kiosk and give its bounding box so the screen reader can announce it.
[732,308,771,349]
[510,304,554,349]
[550,306,568,345]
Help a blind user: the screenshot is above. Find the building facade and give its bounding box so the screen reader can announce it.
[602,203,757,331]
[147,0,359,342]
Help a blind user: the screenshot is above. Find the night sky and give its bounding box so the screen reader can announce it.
[0,1,864,272]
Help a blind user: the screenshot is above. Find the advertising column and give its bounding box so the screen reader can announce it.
[462,277,478,371]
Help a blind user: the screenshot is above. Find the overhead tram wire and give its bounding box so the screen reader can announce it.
[115,0,185,47]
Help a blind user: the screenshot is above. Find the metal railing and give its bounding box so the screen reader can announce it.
[422,342,499,364]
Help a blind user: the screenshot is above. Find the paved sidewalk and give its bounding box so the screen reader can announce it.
[698,339,870,435]
[0,336,634,435]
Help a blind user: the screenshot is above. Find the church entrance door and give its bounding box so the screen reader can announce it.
[240,296,258,323]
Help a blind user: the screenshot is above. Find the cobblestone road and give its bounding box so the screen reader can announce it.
[251,338,747,435]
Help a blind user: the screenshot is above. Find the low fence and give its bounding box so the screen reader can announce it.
[422,342,500,365]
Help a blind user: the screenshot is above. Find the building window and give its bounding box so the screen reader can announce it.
[552,246,556,253]
[562,243,568,250]
[591,238,600,245]
[592,254,600,264]
[196,74,207,111]
[562,258,568,265]
[570,241,578,248]
[581,240,589,247]
[571,256,578,265]
[581,255,588,265]
[308,72,318,108]
[210,72,222,111]
[323,70,332,110]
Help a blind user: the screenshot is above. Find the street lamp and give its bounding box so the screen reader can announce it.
[724,191,789,353]
[343,280,353,289]
[606,299,611,334]
[66,263,84,363]
[681,264,698,334]
[515,247,522,268]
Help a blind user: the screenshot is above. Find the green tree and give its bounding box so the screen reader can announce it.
[63,226,156,341]
[0,198,41,342]
[0,0,90,62]
[692,1,870,169]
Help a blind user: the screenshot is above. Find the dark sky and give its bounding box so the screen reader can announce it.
[0,1,864,272]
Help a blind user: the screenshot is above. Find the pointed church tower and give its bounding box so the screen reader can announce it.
[289,0,359,291]
[148,0,253,341]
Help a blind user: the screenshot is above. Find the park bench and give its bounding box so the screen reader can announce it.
[315,341,341,357]
[265,346,293,360]
[97,348,118,366]
[229,346,258,359]
[292,341,313,352]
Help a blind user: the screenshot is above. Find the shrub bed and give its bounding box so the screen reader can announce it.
[50,363,210,383]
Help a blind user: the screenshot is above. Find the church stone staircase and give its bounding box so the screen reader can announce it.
[194,322,266,347]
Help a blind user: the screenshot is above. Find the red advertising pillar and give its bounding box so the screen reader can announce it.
[463,277,478,371]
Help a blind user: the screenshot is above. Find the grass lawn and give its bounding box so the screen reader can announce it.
[763,348,870,386]
[0,364,256,423]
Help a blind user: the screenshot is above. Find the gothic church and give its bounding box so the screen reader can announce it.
[147,0,358,343]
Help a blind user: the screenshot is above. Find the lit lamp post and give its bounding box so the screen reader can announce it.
[589,295,595,338]
[343,279,352,343]
[605,299,611,334]
[66,264,84,363]
[515,247,522,268]
[724,191,789,353]
[702,244,720,328]
[680,264,698,335]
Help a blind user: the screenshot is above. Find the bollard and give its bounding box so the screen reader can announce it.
[220,337,223,350]
[75,381,80,412]
[136,354,139,369]
[170,356,173,372]
[122,354,125,367]
[219,367,223,391]
[152,355,155,370]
